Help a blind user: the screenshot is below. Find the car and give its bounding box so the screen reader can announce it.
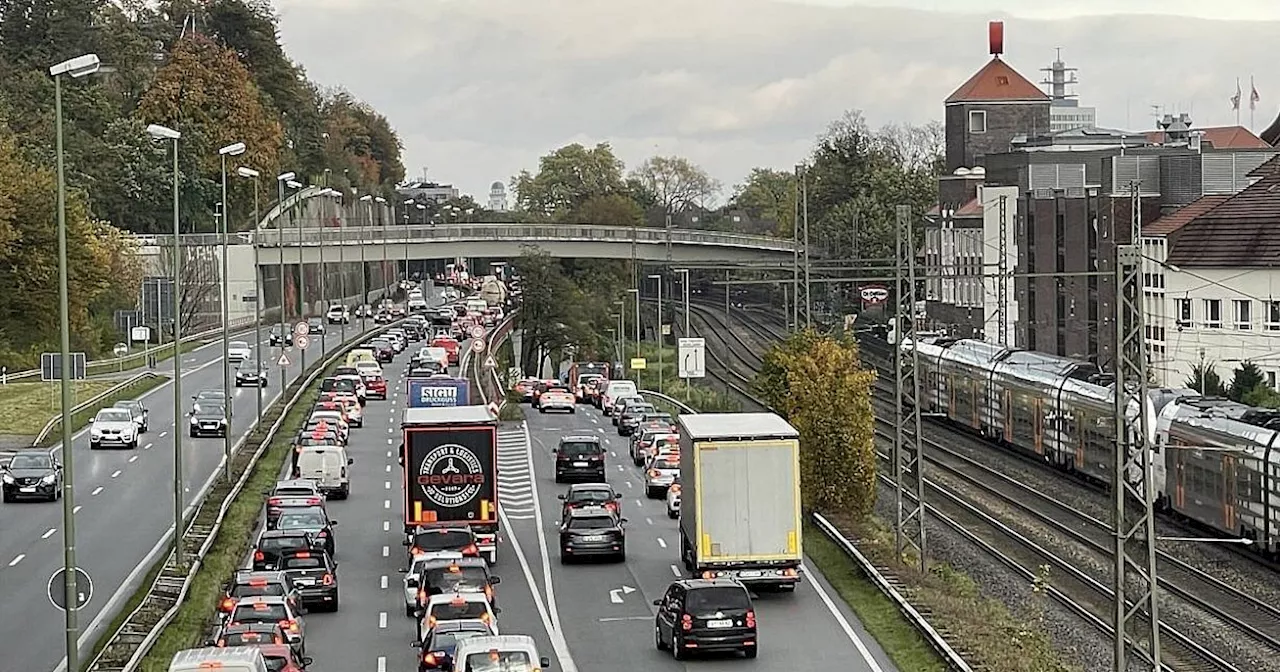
[557,483,620,519]
[223,596,307,655]
[610,395,645,424]
[559,506,626,563]
[449,635,550,672]
[576,374,603,402]
[538,387,576,414]
[275,507,337,556]
[1,450,61,502]
[228,340,253,362]
[355,360,383,380]
[363,373,388,399]
[326,305,350,324]
[553,435,606,483]
[270,324,294,347]
[618,403,657,436]
[644,452,681,498]
[414,620,494,672]
[401,556,500,617]
[266,480,325,529]
[405,525,482,561]
[430,337,460,364]
[666,475,682,519]
[192,388,230,414]
[252,529,326,571]
[112,400,149,433]
[330,393,363,426]
[254,644,310,672]
[277,548,340,611]
[654,578,758,659]
[415,592,499,643]
[90,407,139,449]
[334,374,367,403]
[530,380,565,409]
[306,317,325,334]
[208,622,295,658]
[218,570,304,617]
[373,310,392,324]
[354,303,374,318]
[370,339,395,362]
[235,359,268,387]
[631,428,678,466]
[512,378,539,402]
[190,403,228,438]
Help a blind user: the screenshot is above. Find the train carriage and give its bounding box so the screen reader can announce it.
[937,340,1007,432]
[988,350,1097,459]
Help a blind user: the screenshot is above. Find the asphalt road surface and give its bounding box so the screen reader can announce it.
[0,318,384,672]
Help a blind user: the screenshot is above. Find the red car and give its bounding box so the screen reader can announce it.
[364,374,388,399]
[431,337,460,364]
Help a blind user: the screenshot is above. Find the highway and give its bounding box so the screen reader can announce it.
[0,319,379,672]
[299,344,899,671]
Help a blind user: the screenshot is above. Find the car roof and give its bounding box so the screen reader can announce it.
[566,506,616,519]
[427,592,490,604]
[430,619,492,634]
[273,479,318,489]
[560,435,600,443]
[568,483,614,493]
[233,594,289,606]
[676,578,750,591]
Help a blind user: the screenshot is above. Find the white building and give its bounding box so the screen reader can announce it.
[1039,51,1096,133]
[487,181,508,212]
[397,181,459,204]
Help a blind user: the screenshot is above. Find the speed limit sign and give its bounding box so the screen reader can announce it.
[295,334,311,350]
[294,321,309,336]
[469,325,486,340]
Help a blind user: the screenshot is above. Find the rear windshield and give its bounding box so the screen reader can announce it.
[627,405,656,415]
[96,410,132,422]
[686,586,751,612]
[258,536,308,551]
[320,378,356,393]
[276,511,326,529]
[222,630,278,646]
[431,601,488,621]
[430,630,485,650]
[413,529,473,551]
[568,489,613,504]
[464,652,533,671]
[559,442,601,458]
[230,603,288,623]
[567,516,614,530]
[231,583,286,599]
[653,457,680,470]
[274,486,314,497]
[424,567,489,593]
[281,555,324,569]
[264,655,289,672]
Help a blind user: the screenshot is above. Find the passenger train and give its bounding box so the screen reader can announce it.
[898,336,1280,556]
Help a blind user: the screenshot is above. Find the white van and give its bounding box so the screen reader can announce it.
[169,647,267,672]
[296,446,352,499]
[450,634,550,672]
[600,380,638,417]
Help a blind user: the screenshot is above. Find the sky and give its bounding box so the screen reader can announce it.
[273,0,1280,203]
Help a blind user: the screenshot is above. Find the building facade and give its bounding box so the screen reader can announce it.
[397,181,460,203]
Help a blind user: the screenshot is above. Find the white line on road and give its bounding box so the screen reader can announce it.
[129,455,138,463]
[379,612,387,628]
[646,517,653,525]
[385,464,391,473]
[42,528,56,539]
[8,554,24,567]
[158,431,167,438]
[384,481,391,490]
[610,451,617,457]
[91,486,103,496]
[110,470,121,478]
[387,427,393,433]
[670,564,681,577]
[386,438,393,445]
[616,464,624,471]
[623,481,632,488]
[383,521,390,532]
[380,575,388,589]
[377,657,386,672]
[635,499,643,508]
[382,546,389,557]
[143,443,152,450]
[802,563,887,672]
[657,537,667,548]
[386,450,392,458]
[383,499,390,509]
[73,505,81,514]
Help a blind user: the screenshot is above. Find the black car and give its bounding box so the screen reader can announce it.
[416,620,493,671]
[253,529,326,571]
[269,324,293,347]
[235,359,268,387]
[558,507,626,563]
[618,403,657,436]
[553,435,606,483]
[405,525,481,560]
[276,506,337,556]
[558,483,620,519]
[192,388,230,414]
[218,570,304,616]
[403,323,425,341]
[278,548,340,611]
[654,578,757,659]
[306,317,325,335]
[1,450,61,502]
[189,404,228,437]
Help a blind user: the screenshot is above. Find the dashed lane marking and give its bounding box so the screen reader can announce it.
[383,499,390,510]
[158,431,167,438]
[91,487,103,496]
[110,470,121,479]
[670,564,681,577]
[383,521,390,532]
[380,575,388,589]
[382,546,389,557]
[384,481,390,490]
[657,538,667,548]
[42,528,56,539]
[72,505,81,514]
[379,612,387,628]
[143,443,152,450]
[377,656,386,672]
[8,554,24,567]
[385,464,391,473]
[646,518,653,526]
[129,455,138,463]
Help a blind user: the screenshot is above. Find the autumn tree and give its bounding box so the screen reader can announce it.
[754,329,878,518]
[511,143,627,219]
[628,155,720,215]
[730,168,796,237]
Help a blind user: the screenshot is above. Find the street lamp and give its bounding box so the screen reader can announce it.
[237,167,263,424]
[413,204,426,279]
[145,122,185,576]
[217,141,245,480]
[627,288,640,360]
[675,268,690,336]
[359,195,374,331]
[318,188,343,352]
[375,196,387,306]
[649,274,663,392]
[51,53,100,671]
[287,179,306,371]
[275,172,296,324]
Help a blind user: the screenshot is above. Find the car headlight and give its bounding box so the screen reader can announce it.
[41,474,56,484]
[2,474,14,484]
[90,429,101,438]
[189,416,198,425]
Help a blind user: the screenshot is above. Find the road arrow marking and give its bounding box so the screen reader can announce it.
[608,585,637,603]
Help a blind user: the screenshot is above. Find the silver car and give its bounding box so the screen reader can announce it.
[112,400,149,433]
[90,408,139,450]
[643,452,680,499]
[227,340,252,362]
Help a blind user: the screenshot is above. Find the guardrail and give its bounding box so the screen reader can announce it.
[84,322,392,672]
[636,387,974,672]
[31,371,164,447]
[469,313,517,410]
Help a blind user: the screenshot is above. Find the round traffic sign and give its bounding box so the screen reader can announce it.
[112,343,128,357]
[48,567,93,611]
[295,334,311,350]
[294,321,310,336]
[469,325,486,340]
[470,339,486,354]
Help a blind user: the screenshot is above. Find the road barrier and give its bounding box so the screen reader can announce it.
[31,371,165,447]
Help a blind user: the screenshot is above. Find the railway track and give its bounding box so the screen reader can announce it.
[666,297,1275,672]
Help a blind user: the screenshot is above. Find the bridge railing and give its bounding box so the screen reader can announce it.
[250,224,796,251]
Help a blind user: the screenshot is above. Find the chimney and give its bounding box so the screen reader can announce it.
[989,21,1004,57]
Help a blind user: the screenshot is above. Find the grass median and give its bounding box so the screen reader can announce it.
[31,375,170,447]
[0,380,122,436]
[85,339,206,377]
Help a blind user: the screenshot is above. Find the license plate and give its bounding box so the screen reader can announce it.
[738,570,761,578]
[572,461,588,467]
[19,487,35,493]
[294,579,315,586]
[707,619,733,628]
[582,535,607,542]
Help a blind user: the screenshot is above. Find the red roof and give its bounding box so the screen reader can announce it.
[1143,126,1269,149]
[945,57,1049,104]
[1141,195,1231,236]
[1165,156,1280,267]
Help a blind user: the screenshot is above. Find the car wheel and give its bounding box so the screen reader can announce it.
[655,626,667,651]
[539,408,546,414]
[668,508,678,519]
[329,594,340,611]
[672,633,687,660]
[405,604,416,618]
[559,553,570,565]
[2,492,10,503]
[645,487,657,499]
[569,408,576,414]
[633,457,643,467]
[189,430,197,438]
[616,548,626,563]
[90,441,100,450]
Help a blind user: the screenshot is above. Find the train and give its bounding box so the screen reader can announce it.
[897,335,1280,556]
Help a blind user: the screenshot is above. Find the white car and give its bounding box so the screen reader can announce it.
[644,452,680,498]
[227,340,252,363]
[326,305,350,324]
[450,635,550,672]
[89,408,138,450]
[666,476,681,519]
[355,361,383,379]
[334,374,367,402]
[417,592,499,643]
[402,552,463,617]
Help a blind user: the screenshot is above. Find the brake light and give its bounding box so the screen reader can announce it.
[418,589,426,604]
[268,497,282,506]
[746,610,756,628]
[480,611,491,624]
[489,650,500,662]
[410,546,423,556]
[424,652,439,666]
[216,639,226,647]
[248,578,268,586]
[783,568,798,577]
[427,615,437,628]
[605,501,618,511]
[253,551,265,561]
[306,497,321,505]
[280,619,300,633]
[447,564,461,573]
[484,585,493,601]
[681,614,693,631]
[461,543,478,556]
[220,597,236,612]
[649,470,660,478]
[295,550,311,558]
[322,573,334,586]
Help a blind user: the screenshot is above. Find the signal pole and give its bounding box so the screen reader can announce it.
[996,195,1009,346]
[893,204,927,571]
[1111,182,1160,671]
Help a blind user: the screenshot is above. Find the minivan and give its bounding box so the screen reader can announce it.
[600,380,638,416]
[168,646,268,672]
[654,578,757,660]
[295,446,352,499]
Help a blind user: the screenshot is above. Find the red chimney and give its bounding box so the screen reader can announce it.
[989,21,1004,56]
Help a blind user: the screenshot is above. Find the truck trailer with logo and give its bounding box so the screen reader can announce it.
[677,412,802,591]
[400,406,499,563]
[405,376,470,408]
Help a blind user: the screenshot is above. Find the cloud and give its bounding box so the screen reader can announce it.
[275,0,1280,200]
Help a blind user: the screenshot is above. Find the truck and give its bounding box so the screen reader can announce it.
[479,275,508,307]
[567,361,610,388]
[401,406,499,563]
[406,377,470,408]
[677,412,802,591]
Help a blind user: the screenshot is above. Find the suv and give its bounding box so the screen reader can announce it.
[558,506,626,563]
[553,436,605,483]
[654,579,757,660]
[326,305,350,324]
[111,400,149,433]
[90,407,139,449]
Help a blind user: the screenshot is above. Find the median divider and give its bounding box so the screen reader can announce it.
[32,372,166,447]
[82,323,397,672]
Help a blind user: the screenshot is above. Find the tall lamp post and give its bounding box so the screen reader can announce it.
[51,53,100,672]
[648,274,664,392]
[675,268,690,336]
[217,141,246,480]
[289,179,306,371]
[236,166,263,423]
[375,196,387,304]
[627,288,640,360]
[359,195,373,330]
[145,122,184,576]
[275,172,296,323]
[336,193,349,343]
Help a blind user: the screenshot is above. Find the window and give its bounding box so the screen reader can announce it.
[968,110,987,134]
[1267,301,1280,331]
[1175,299,1192,328]
[1202,299,1222,328]
[1234,299,1252,330]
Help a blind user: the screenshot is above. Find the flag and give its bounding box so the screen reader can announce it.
[1251,76,1260,110]
[1231,78,1241,111]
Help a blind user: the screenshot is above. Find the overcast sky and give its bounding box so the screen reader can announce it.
[274,0,1280,202]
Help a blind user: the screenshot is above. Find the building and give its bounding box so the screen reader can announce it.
[397,180,459,204]
[487,181,508,212]
[1040,50,1096,133]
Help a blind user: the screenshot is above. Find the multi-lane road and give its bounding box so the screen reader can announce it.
[0,320,378,672]
[298,350,901,671]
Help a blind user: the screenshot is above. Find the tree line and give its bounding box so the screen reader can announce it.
[0,0,405,369]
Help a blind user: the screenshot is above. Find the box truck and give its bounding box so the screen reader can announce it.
[405,376,470,408]
[677,412,802,591]
[401,406,499,563]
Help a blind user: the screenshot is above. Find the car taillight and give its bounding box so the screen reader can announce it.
[322,573,334,586]
[681,614,693,631]
[605,501,618,511]
[418,589,426,604]
[485,585,493,601]
[267,497,282,506]
[219,597,236,612]
[427,615,437,628]
[423,652,438,666]
[461,544,478,556]
[253,551,264,561]
[649,470,660,478]
[746,610,756,627]
[480,611,491,624]
[306,497,321,505]
[280,619,300,633]
[410,546,423,556]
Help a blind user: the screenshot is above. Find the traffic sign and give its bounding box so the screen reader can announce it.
[469,325,486,340]
[112,343,128,357]
[277,352,291,367]
[294,321,310,336]
[48,567,93,611]
[630,357,647,371]
[484,355,497,368]
[471,339,486,354]
[295,334,311,350]
[130,325,151,342]
[678,338,706,378]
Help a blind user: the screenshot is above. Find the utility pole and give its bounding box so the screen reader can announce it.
[791,164,801,331]
[801,166,811,328]
[996,194,1009,346]
[1112,182,1160,672]
[893,204,926,571]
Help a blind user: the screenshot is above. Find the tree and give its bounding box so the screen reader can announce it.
[628,155,720,214]
[155,243,222,333]
[1185,361,1227,397]
[754,330,878,518]
[1228,361,1267,402]
[321,91,406,192]
[511,143,626,219]
[730,168,795,237]
[566,194,644,228]
[512,246,575,376]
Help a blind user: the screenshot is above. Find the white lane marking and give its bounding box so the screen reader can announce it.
[616,465,624,472]
[597,428,605,434]
[598,615,650,622]
[380,575,388,589]
[657,537,667,549]
[385,464,391,473]
[42,528,57,539]
[610,451,617,457]
[383,499,390,509]
[8,554,24,567]
[383,521,390,532]
[110,470,121,479]
[623,481,632,488]
[670,564,681,577]
[384,481,391,490]
[158,431,167,438]
[73,505,82,514]
[802,563,888,671]
[382,546,389,557]
[386,450,392,458]
[387,427,393,434]
[91,486,104,496]
[386,438,394,446]
[379,612,388,628]
[635,499,643,508]
[129,455,138,463]
[143,443,153,450]
[646,517,653,526]
[377,657,386,672]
